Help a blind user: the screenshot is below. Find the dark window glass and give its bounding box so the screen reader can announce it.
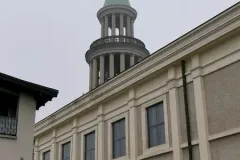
[112,118,126,159]
[147,102,165,148]
[85,132,95,160]
[43,151,50,160]
[62,142,71,160]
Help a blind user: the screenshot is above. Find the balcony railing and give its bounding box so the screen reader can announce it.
[90,36,146,49]
[0,115,18,136]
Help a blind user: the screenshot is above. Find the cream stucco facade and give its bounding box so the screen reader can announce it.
[0,93,36,160]
[34,2,240,160]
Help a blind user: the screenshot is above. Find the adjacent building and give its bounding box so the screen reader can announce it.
[0,72,58,160]
[34,1,240,160]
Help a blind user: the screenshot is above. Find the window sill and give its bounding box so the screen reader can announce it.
[138,144,172,160]
[112,155,127,160]
[0,134,17,140]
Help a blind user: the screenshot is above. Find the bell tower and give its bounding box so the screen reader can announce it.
[86,0,150,90]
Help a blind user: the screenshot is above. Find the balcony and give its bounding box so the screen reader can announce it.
[0,115,18,137]
[90,36,146,48]
[86,36,149,62]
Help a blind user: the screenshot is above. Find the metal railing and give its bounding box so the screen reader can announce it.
[90,36,146,49]
[0,115,18,136]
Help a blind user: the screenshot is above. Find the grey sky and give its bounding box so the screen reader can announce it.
[0,0,238,122]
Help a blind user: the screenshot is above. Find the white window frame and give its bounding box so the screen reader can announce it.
[141,94,169,156]
[107,112,129,160]
[58,137,72,160]
[40,146,51,160]
[80,126,98,160]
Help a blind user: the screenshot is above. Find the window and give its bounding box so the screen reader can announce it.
[62,142,71,160]
[147,102,165,148]
[85,132,95,160]
[43,151,50,160]
[0,90,18,136]
[112,118,126,159]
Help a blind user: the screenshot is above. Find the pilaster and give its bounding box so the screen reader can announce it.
[191,54,211,160]
[50,129,57,160]
[34,138,39,160]
[128,88,138,160]
[97,105,104,160]
[168,67,183,160]
[72,118,78,160]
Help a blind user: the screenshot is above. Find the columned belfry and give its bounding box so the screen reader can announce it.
[86,0,150,90]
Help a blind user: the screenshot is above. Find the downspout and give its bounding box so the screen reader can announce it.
[181,60,193,160]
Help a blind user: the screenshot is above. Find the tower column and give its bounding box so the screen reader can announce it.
[120,14,124,36]
[130,54,135,66]
[104,15,109,37]
[127,16,131,36]
[120,53,125,72]
[109,54,115,78]
[112,14,116,36]
[100,55,105,84]
[89,62,93,90]
[92,58,98,88]
[131,18,134,37]
[101,18,104,37]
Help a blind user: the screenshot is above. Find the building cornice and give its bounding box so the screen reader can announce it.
[35,2,240,136]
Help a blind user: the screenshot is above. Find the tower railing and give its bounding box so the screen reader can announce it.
[90,36,146,48]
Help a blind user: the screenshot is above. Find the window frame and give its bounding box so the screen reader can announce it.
[42,150,50,160]
[81,126,98,160]
[147,102,165,148]
[61,141,71,160]
[58,137,72,160]
[141,94,169,155]
[84,131,96,160]
[107,112,129,160]
[112,118,126,159]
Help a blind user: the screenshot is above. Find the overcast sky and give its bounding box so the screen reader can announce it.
[0,0,239,122]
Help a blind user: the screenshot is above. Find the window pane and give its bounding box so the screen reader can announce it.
[120,138,126,156]
[158,123,165,144]
[112,118,126,159]
[62,142,71,160]
[85,132,95,160]
[149,126,158,147]
[43,151,50,160]
[147,107,157,127]
[147,102,165,148]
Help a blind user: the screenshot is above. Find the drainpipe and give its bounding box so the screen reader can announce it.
[181,60,193,160]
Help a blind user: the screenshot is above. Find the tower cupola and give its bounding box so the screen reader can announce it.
[86,0,150,90]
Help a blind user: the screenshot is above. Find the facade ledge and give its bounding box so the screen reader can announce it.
[138,147,172,160]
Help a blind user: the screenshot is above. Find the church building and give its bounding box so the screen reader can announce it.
[34,1,240,160]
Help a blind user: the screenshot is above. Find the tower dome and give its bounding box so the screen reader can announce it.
[104,0,131,6]
[86,0,150,90]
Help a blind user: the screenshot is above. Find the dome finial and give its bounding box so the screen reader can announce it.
[104,0,131,7]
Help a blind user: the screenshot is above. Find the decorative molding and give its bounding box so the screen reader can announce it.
[209,127,240,141]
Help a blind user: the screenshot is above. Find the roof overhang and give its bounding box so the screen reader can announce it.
[0,72,58,110]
